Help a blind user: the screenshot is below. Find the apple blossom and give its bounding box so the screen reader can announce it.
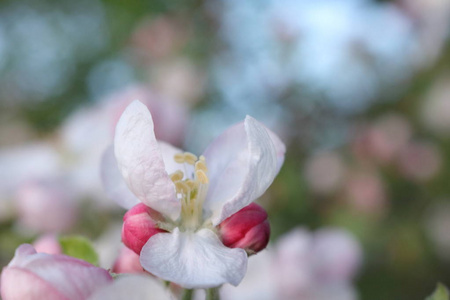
[0,244,112,300]
[102,100,285,288]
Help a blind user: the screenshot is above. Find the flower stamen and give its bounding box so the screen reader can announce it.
[184,152,198,165]
[170,152,210,230]
[195,169,209,184]
[174,153,186,163]
[170,170,184,182]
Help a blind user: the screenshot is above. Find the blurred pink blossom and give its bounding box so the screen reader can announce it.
[129,16,190,62]
[311,229,362,282]
[0,244,112,300]
[151,59,206,105]
[344,170,387,216]
[221,227,362,300]
[274,228,362,299]
[352,114,412,164]
[397,141,442,181]
[304,151,347,195]
[274,229,314,298]
[16,180,78,233]
[128,15,204,105]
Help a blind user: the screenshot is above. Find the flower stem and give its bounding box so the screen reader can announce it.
[206,288,220,300]
[182,289,194,300]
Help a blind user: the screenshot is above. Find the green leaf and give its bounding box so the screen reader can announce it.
[59,235,99,266]
[426,283,449,300]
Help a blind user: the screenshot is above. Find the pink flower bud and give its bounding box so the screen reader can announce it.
[122,203,167,255]
[218,203,270,254]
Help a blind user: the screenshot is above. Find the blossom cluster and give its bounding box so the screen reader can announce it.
[0,100,288,298]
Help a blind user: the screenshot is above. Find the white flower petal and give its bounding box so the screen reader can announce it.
[140,228,247,289]
[88,274,174,300]
[158,142,184,175]
[101,145,140,209]
[265,127,286,174]
[204,116,283,225]
[101,142,184,210]
[114,100,180,220]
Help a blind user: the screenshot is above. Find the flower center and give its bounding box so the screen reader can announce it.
[170,152,209,231]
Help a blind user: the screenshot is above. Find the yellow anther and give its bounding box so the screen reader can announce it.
[174,153,185,163]
[195,160,208,173]
[175,181,191,194]
[170,170,184,182]
[185,179,197,190]
[184,152,198,165]
[196,169,209,184]
[199,155,206,161]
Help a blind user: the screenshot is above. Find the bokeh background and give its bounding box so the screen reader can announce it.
[1,0,450,299]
